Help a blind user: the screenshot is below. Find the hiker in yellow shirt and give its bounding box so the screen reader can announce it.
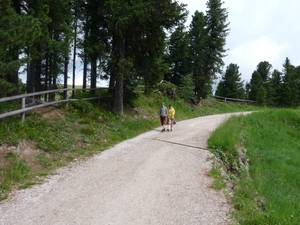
[167,104,175,131]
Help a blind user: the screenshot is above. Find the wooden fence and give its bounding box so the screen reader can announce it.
[0,87,111,122]
[211,95,255,104]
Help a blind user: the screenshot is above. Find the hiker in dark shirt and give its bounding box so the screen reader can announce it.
[159,102,168,132]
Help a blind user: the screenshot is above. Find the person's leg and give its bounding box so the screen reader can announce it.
[167,118,171,131]
[163,116,167,131]
[161,117,166,131]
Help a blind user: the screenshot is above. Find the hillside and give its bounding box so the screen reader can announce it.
[0,95,256,201]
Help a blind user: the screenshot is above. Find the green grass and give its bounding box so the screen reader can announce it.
[0,152,32,201]
[208,109,300,225]
[0,93,257,201]
[207,162,227,190]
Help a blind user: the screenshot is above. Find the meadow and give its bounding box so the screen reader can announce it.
[208,109,300,224]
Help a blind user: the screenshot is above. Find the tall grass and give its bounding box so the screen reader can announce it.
[208,109,300,225]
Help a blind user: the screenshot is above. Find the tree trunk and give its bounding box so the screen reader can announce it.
[64,57,69,99]
[90,57,97,95]
[7,0,22,96]
[72,11,77,97]
[113,37,125,116]
[45,57,49,100]
[34,60,42,93]
[108,36,117,95]
[27,62,34,93]
[82,55,87,92]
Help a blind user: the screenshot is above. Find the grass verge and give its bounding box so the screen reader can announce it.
[208,108,300,225]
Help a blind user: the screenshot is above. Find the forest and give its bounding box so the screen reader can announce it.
[1,0,300,116]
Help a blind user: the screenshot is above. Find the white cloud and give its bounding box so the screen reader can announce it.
[225,36,290,79]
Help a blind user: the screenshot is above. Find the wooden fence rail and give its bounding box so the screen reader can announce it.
[0,87,111,122]
[211,95,255,104]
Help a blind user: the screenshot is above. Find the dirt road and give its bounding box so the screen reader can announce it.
[0,113,248,225]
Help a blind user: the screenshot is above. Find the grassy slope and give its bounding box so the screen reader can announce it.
[0,94,256,201]
[208,109,300,225]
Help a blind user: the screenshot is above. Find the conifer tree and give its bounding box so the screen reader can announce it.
[0,0,41,96]
[255,61,272,106]
[256,61,272,85]
[281,57,298,107]
[267,69,282,106]
[188,0,229,99]
[215,63,245,99]
[202,0,229,98]
[25,0,73,95]
[105,0,187,115]
[248,70,265,105]
[188,11,207,99]
[165,25,190,87]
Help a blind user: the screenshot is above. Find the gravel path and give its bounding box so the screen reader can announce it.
[0,113,248,225]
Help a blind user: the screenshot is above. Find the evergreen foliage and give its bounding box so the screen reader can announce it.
[1,0,300,112]
[267,69,281,106]
[244,58,300,107]
[188,0,230,100]
[188,11,207,99]
[177,74,195,100]
[215,63,245,99]
[0,0,41,95]
[281,58,299,107]
[165,25,190,87]
[248,71,265,104]
[202,0,229,98]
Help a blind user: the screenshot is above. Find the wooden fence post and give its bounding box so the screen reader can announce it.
[21,97,25,123]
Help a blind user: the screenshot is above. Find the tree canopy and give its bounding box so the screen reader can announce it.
[2,0,300,111]
[215,63,245,99]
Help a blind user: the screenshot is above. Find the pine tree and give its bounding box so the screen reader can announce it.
[188,0,229,100]
[296,65,300,105]
[281,57,298,107]
[188,11,207,100]
[256,85,266,106]
[0,0,41,96]
[165,25,190,87]
[202,0,229,98]
[256,61,272,84]
[255,61,273,106]
[215,63,245,99]
[104,0,187,115]
[267,69,282,106]
[25,0,73,96]
[78,0,109,95]
[248,71,265,105]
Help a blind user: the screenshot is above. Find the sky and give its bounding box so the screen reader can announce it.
[181,0,300,84]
